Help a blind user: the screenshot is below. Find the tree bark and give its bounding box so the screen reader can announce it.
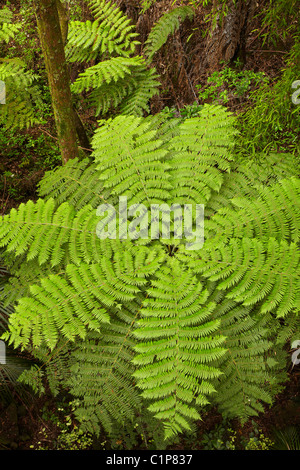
[56,0,91,153]
[203,0,255,74]
[34,0,79,164]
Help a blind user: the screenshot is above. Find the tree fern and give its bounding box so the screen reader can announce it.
[0,106,299,441]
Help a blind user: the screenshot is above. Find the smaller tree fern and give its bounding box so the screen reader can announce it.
[0,105,299,442]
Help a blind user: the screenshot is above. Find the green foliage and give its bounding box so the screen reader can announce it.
[37,157,106,209]
[200,419,274,450]
[66,0,140,62]
[143,6,195,63]
[259,0,299,46]
[200,421,236,450]
[68,2,196,117]
[242,421,274,450]
[0,7,43,130]
[67,0,161,117]
[72,56,160,116]
[239,38,300,154]
[0,7,21,44]
[0,105,299,442]
[196,60,269,106]
[272,426,300,450]
[0,60,43,128]
[133,260,226,440]
[31,399,94,450]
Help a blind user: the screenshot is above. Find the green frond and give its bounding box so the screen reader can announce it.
[0,198,77,266]
[1,245,166,350]
[0,197,112,267]
[206,177,300,243]
[88,63,160,116]
[0,6,13,24]
[132,259,226,439]
[144,6,195,63]
[0,7,21,43]
[205,152,300,217]
[37,157,109,210]
[207,294,286,420]
[0,256,57,308]
[275,311,300,345]
[0,22,21,43]
[1,261,115,350]
[118,66,160,116]
[18,339,74,397]
[72,56,143,93]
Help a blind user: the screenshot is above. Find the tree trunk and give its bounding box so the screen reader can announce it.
[203,0,255,74]
[34,0,79,164]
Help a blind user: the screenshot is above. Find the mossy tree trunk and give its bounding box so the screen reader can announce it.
[34,0,79,164]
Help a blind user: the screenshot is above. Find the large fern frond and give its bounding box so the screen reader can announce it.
[1,244,165,350]
[91,114,172,206]
[207,287,287,419]
[66,13,139,63]
[205,152,300,217]
[72,56,160,117]
[205,177,300,244]
[37,158,108,210]
[181,177,300,318]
